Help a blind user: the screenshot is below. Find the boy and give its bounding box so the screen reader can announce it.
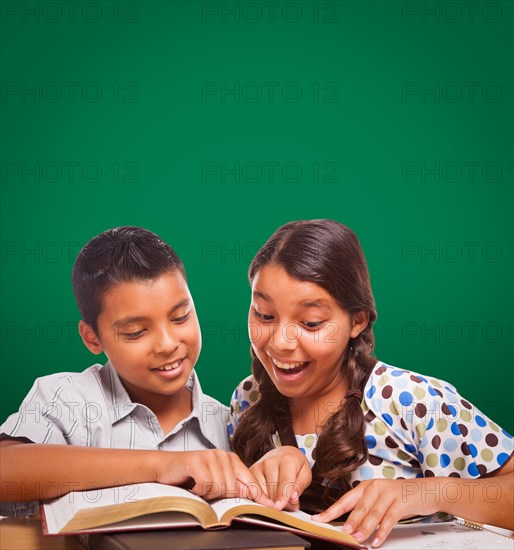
[0,226,269,514]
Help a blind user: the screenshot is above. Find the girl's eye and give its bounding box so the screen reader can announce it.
[173,312,190,324]
[254,310,274,322]
[303,321,325,329]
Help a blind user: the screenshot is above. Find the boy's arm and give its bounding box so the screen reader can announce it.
[0,440,272,505]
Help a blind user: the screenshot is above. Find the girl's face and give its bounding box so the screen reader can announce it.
[249,265,368,402]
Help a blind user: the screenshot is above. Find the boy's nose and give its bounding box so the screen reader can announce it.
[154,326,179,355]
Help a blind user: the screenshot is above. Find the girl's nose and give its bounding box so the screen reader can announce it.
[272,322,300,351]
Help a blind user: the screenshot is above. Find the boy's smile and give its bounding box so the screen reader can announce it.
[80,271,201,415]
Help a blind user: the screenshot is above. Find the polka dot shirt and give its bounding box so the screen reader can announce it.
[228,361,513,486]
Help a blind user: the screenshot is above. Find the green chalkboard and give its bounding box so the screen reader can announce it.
[1,1,512,433]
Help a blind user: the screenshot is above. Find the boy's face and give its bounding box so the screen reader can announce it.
[80,270,201,408]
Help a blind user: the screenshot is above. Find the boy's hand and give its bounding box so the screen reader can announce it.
[249,446,312,511]
[312,478,439,548]
[155,450,274,506]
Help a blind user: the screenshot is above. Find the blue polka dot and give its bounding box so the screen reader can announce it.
[468,444,478,458]
[415,473,424,478]
[467,463,479,476]
[419,437,429,449]
[365,435,377,449]
[241,400,250,411]
[391,370,404,377]
[227,424,234,435]
[502,438,513,451]
[399,392,413,406]
[376,448,390,460]
[443,439,458,452]
[405,444,416,454]
[475,415,486,427]
[445,385,456,394]
[234,389,238,399]
[428,387,440,396]
[366,385,377,399]
[440,454,451,467]
[417,451,425,464]
[451,423,461,436]
[299,447,306,455]
[382,413,393,426]
[359,466,374,480]
[427,418,434,430]
[501,429,512,439]
[447,405,457,417]
[470,429,483,442]
[417,376,428,383]
[497,453,509,466]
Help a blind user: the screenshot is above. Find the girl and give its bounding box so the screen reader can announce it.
[228,219,514,548]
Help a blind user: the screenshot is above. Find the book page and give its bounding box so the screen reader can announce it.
[43,483,206,534]
[380,521,514,549]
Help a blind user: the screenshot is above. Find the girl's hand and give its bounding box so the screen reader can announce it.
[312,478,439,548]
[250,446,312,511]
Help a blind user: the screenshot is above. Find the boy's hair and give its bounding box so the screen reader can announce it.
[72,226,185,334]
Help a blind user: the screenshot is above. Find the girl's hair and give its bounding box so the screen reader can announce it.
[231,219,377,499]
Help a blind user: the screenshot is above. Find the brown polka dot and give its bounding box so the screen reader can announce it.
[441,403,451,416]
[486,434,498,447]
[431,388,443,398]
[409,458,420,468]
[432,435,441,449]
[369,455,383,466]
[385,436,399,449]
[352,480,361,487]
[382,385,393,399]
[424,470,435,477]
[230,405,235,414]
[243,380,253,391]
[376,366,387,375]
[477,464,487,476]
[461,442,470,455]
[461,399,472,410]
[410,375,424,383]
[400,418,408,430]
[365,410,376,422]
[415,403,427,418]
[458,424,468,437]
[449,472,461,478]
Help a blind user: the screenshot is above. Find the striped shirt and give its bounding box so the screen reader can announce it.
[0,362,229,517]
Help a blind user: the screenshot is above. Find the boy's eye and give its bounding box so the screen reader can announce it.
[302,321,325,329]
[173,312,190,324]
[254,309,274,322]
[122,330,145,340]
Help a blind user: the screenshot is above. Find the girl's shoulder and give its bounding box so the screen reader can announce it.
[366,361,458,398]
[363,360,469,425]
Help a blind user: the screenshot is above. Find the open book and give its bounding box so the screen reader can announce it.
[40,482,364,548]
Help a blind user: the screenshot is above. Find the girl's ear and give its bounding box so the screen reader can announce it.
[79,320,103,355]
[350,311,370,339]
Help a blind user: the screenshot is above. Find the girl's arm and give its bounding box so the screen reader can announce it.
[0,440,273,504]
[313,455,514,548]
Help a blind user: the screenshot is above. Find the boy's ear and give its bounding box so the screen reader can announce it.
[350,311,370,339]
[79,320,103,355]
